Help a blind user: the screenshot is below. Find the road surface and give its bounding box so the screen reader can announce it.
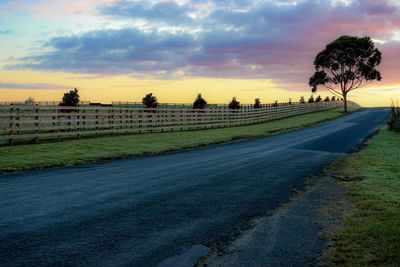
[0,108,389,266]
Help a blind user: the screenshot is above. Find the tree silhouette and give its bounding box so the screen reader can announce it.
[315,95,322,102]
[60,88,80,106]
[228,97,241,109]
[309,36,382,112]
[331,96,336,101]
[299,96,305,104]
[254,98,261,108]
[324,96,330,102]
[308,95,315,103]
[142,93,158,108]
[193,93,207,109]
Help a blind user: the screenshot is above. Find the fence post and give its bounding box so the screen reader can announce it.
[9,106,14,145]
[35,107,39,144]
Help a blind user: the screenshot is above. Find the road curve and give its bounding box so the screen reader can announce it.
[0,108,389,266]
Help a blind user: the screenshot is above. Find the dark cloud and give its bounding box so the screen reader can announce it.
[0,82,71,90]
[8,0,400,85]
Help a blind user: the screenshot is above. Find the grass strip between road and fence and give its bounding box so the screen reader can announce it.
[0,107,353,173]
[326,126,400,266]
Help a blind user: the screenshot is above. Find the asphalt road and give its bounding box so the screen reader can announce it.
[0,108,389,266]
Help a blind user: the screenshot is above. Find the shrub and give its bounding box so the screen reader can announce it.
[193,93,207,109]
[299,96,305,104]
[324,96,330,102]
[308,95,315,103]
[228,97,241,109]
[142,93,158,108]
[331,96,336,101]
[315,95,322,102]
[388,103,400,133]
[60,88,80,106]
[272,100,278,107]
[254,98,261,108]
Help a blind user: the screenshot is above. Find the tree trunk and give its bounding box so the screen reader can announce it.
[343,93,348,113]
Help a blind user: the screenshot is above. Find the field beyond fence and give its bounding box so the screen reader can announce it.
[0,101,358,146]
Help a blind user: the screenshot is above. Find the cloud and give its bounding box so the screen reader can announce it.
[99,0,194,24]
[9,28,198,77]
[0,82,71,90]
[0,29,11,35]
[7,0,400,86]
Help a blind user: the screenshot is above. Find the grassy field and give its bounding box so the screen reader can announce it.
[326,127,400,266]
[0,108,350,173]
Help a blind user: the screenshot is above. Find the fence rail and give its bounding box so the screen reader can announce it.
[0,101,357,145]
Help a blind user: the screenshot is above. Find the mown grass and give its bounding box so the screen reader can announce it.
[326,127,400,266]
[0,108,349,173]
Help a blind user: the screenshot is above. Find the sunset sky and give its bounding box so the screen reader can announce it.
[0,0,399,106]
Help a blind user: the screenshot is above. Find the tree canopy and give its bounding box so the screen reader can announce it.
[142,93,158,108]
[193,93,207,109]
[60,88,80,106]
[309,35,382,111]
[228,97,241,109]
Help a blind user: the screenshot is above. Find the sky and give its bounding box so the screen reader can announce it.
[0,0,399,106]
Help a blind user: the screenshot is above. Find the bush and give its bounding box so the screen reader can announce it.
[331,96,336,101]
[299,96,305,104]
[272,100,278,107]
[388,103,400,133]
[142,93,158,108]
[193,94,207,109]
[60,88,80,106]
[324,96,330,102]
[228,97,241,109]
[308,95,315,103]
[315,95,322,102]
[254,98,261,108]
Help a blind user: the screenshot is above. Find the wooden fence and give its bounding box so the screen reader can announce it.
[0,101,357,145]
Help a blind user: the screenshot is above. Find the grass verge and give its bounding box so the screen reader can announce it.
[326,127,400,266]
[0,108,351,173]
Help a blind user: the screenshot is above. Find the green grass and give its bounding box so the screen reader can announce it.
[0,108,349,173]
[326,127,400,266]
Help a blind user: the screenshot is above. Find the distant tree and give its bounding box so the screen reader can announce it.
[308,95,315,103]
[272,100,278,107]
[288,98,292,105]
[331,96,336,101]
[60,88,80,106]
[309,36,382,112]
[299,96,305,104]
[24,97,35,105]
[193,93,207,109]
[228,97,241,109]
[324,96,330,102]
[254,98,261,108]
[142,93,158,108]
[315,95,322,102]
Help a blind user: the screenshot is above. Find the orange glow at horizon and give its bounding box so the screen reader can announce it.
[0,69,397,107]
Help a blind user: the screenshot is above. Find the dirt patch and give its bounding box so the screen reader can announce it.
[199,173,353,267]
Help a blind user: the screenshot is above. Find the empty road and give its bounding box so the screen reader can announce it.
[0,108,389,266]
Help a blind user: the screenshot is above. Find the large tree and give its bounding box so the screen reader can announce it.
[309,36,382,112]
